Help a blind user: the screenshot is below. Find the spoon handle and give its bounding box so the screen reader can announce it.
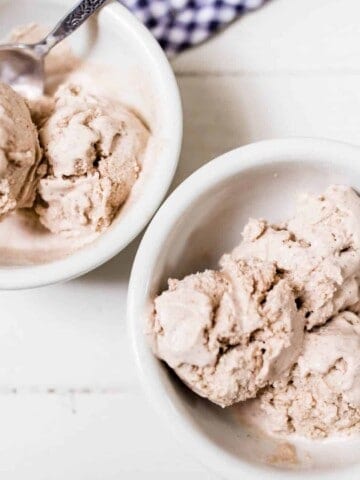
[36,0,108,55]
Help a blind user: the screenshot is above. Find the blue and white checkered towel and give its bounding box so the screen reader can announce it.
[121,0,266,56]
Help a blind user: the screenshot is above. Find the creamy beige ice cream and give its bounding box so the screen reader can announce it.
[149,258,304,407]
[148,185,360,438]
[0,24,150,263]
[241,311,360,439]
[35,84,149,236]
[0,82,41,218]
[232,185,360,330]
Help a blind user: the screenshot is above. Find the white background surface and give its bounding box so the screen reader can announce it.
[3,0,360,478]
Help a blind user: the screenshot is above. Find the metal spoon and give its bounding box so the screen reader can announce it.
[0,0,107,99]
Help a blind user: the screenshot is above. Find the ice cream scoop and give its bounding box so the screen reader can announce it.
[0,82,41,217]
[148,185,360,411]
[232,185,360,329]
[35,84,149,236]
[149,258,304,407]
[0,0,107,98]
[240,311,360,439]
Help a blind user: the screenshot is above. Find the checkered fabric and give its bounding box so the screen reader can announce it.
[120,0,266,56]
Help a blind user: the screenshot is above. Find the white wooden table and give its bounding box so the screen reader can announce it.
[3,0,360,478]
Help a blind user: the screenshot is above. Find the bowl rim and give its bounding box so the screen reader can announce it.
[127,138,360,479]
[0,0,182,290]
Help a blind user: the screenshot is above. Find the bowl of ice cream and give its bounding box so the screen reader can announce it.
[0,0,182,289]
[128,138,360,479]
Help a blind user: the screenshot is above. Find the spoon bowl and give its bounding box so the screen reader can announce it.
[0,0,107,98]
[0,44,44,98]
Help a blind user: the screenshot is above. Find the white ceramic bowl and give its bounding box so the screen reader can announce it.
[128,138,360,479]
[0,0,182,289]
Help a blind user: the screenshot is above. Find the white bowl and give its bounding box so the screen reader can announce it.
[0,0,182,289]
[128,138,360,479]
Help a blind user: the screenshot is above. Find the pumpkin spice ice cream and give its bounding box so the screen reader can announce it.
[233,185,360,330]
[36,84,149,236]
[241,311,360,439]
[0,24,150,263]
[148,185,360,439]
[149,258,304,407]
[0,82,42,218]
